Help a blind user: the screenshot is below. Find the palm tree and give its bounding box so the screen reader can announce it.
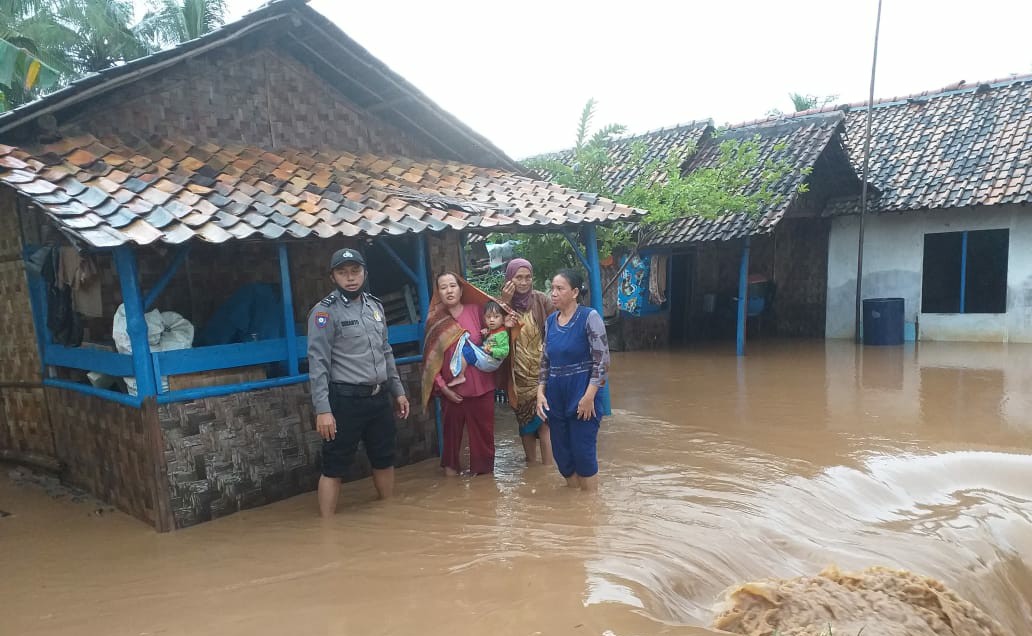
[136,0,228,48]
[788,92,839,112]
[55,0,152,75]
[0,0,77,109]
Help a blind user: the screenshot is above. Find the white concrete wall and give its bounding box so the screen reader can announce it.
[826,205,1032,343]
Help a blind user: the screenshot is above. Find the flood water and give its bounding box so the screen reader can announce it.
[3,341,1032,635]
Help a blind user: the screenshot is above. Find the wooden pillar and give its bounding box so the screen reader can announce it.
[736,237,750,357]
[582,224,611,416]
[114,247,157,397]
[278,243,299,376]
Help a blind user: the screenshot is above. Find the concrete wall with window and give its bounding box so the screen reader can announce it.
[826,205,1032,342]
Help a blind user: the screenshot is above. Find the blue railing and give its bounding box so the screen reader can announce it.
[24,235,431,408]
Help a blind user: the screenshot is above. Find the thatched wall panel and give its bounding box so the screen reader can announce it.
[64,41,429,157]
[0,387,53,457]
[158,364,433,529]
[0,257,41,385]
[47,389,172,530]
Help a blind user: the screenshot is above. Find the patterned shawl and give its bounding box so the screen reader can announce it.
[420,276,505,412]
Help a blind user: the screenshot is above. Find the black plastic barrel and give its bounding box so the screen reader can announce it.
[862,298,905,346]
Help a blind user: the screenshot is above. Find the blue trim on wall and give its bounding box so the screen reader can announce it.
[387,323,421,345]
[156,374,309,404]
[394,354,423,365]
[278,243,300,375]
[114,247,158,398]
[582,224,611,416]
[44,345,134,376]
[959,230,968,314]
[43,378,144,408]
[736,238,751,357]
[154,339,289,376]
[143,245,190,310]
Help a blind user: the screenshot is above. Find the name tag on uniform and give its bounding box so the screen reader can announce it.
[372,309,381,321]
[341,319,359,327]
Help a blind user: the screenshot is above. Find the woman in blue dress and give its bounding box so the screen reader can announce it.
[536,269,610,491]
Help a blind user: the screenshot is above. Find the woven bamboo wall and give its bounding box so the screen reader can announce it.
[63,39,430,156]
[47,388,173,530]
[157,374,433,529]
[427,232,462,279]
[0,190,55,458]
[0,189,22,259]
[0,259,41,385]
[0,387,53,456]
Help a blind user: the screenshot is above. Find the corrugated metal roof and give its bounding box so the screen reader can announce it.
[0,135,643,248]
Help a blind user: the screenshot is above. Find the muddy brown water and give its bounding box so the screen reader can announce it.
[3,341,1032,635]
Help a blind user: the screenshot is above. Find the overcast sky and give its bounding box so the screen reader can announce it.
[226,0,1032,159]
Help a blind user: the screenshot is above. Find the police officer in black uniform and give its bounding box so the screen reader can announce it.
[308,248,410,517]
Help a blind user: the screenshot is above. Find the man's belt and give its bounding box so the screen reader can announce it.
[330,382,385,397]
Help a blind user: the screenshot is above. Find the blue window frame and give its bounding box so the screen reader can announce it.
[922,229,1008,314]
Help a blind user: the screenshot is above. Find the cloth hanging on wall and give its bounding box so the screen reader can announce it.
[617,255,649,315]
[58,246,103,318]
[648,254,668,305]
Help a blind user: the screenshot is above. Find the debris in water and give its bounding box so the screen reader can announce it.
[712,565,1008,636]
[0,510,11,518]
[7,466,110,509]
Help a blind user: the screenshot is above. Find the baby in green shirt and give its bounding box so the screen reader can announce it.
[448,301,509,386]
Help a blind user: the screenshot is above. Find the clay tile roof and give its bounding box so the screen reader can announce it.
[840,75,1032,213]
[520,115,848,247]
[0,136,644,248]
[649,112,846,246]
[528,121,712,196]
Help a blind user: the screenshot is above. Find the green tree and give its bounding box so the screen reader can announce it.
[768,92,838,117]
[0,0,76,109]
[514,99,808,289]
[136,0,228,48]
[55,0,151,75]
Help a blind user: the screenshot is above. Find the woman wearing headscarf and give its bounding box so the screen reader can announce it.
[421,272,498,475]
[498,258,554,464]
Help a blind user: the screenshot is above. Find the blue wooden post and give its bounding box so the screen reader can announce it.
[114,246,157,398]
[458,232,467,279]
[959,230,968,314]
[581,224,611,416]
[736,237,751,357]
[278,243,299,376]
[415,234,441,454]
[416,235,430,338]
[143,245,190,310]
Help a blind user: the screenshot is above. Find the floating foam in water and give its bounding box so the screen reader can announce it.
[712,565,1008,636]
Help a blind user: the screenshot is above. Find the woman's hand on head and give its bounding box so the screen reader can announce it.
[499,280,515,304]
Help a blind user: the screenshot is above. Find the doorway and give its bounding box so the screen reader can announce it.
[668,252,694,345]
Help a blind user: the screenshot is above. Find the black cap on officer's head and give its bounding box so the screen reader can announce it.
[330,248,365,270]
